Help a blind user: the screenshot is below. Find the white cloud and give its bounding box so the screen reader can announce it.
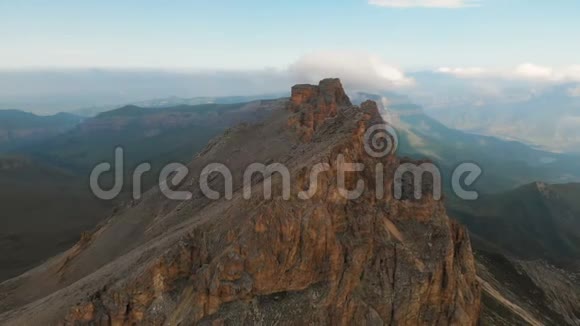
[289,52,414,91]
[437,67,487,77]
[369,0,480,8]
[513,64,580,82]
[437,63,580,82]
[559,65,580,81]
[514,63,554,80]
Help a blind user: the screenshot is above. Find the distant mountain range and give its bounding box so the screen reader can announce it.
[25,101,280,174]
[3,69,579,156]
[73,94,287,117]
[0,110,82,151]
[353,92,580,194]
[4,92,579,204]
[417,81,580,154]
[0,99,283,281]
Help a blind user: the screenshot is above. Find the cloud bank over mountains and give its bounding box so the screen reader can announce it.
[0,52,417,113]
[438,63,580,82]
[1,51,579,114]
[369,0,480,8]
[289,52,414,91]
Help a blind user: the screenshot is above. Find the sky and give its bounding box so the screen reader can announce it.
[2,0,580,114]
[2,0,580,70]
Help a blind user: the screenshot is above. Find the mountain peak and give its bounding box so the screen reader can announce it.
[289,78,351,109]
[288,78,354,141]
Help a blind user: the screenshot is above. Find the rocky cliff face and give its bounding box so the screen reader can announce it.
[0,79,480,325]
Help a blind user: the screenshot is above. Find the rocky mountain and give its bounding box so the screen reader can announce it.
[355,93,580,324]
[0,79,481,325]
[0,110,82,151]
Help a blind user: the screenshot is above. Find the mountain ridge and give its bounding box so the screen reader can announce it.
[0,79,481,325]
[0,109,82,151]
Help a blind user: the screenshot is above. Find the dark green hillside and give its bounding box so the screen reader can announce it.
[0,100,279,282]
[0,156,110,281]
[392,102,580,193]
[449,182,580,264]
[0,110,82,151]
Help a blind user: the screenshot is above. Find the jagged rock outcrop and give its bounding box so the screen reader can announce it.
[288,78,352,141]
[0,79,480,325]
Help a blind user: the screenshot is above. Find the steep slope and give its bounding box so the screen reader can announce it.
[447,183,580,325]
[0,101,281,283]
[450,182,580,264]
[0,155,110,282]
[476,251,580,325]
[23,101,280,174]
[0,79,480,325]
